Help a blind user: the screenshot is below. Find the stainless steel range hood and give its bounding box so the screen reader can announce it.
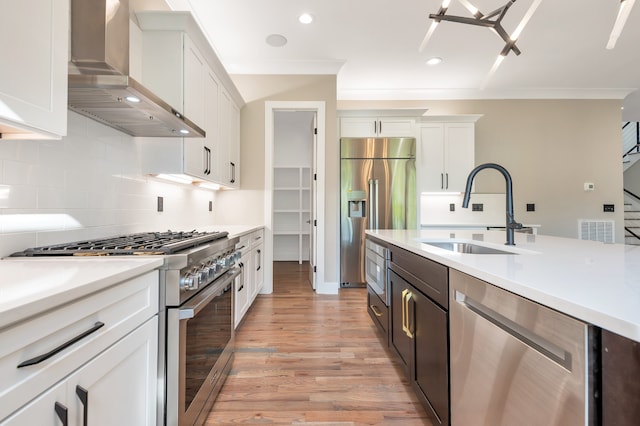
[68,0,204,138]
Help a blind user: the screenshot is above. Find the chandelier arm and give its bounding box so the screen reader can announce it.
[493,24,521,55]
[429,13,496,28]
[483,1,516,22]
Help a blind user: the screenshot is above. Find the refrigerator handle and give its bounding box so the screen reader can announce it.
[374,179,380,229]
[368,179,375,229]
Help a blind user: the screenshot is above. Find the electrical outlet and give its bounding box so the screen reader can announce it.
[209,201,213,212]
[526,203,535,212]
[472,203,483,212]
[449,203,455,212]
[157,196,163,212]
[603,204,615,212]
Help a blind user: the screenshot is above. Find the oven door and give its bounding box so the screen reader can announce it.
[166,267,240,426]
[365,245,388,306]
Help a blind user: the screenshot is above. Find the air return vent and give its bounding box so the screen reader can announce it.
[578,220,614,243]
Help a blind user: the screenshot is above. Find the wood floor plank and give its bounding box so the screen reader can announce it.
[205,261,431,425]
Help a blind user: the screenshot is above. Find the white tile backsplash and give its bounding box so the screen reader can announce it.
[0,112,219,257]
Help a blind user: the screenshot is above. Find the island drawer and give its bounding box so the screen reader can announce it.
[367,285,388,338]
[389,245,448,309]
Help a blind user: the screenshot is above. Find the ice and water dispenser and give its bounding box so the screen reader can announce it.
[347,190,366,218]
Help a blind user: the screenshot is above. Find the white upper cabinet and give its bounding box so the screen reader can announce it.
[136,11,244,188]
[218,88,240,188]
[0,0,68,139]
[340,117,415,138]
[418,122,475,193]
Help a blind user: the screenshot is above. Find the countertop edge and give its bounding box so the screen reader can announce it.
[0,258,163,330]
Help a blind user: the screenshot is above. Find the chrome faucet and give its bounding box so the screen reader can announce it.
[462,163,522,245]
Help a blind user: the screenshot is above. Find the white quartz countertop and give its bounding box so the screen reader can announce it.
[0,257,163,330]
[367,229,640,343]
[195,225,264,239]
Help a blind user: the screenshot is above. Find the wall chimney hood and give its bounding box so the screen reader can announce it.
[68,0,204,138]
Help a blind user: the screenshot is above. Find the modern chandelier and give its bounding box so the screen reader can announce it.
[419,0,543,88]
[420,0,521,56]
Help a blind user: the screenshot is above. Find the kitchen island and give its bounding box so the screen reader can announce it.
[367,228,640,426]
[367,228,640,342]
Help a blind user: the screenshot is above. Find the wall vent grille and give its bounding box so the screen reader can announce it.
[578,220,614,243]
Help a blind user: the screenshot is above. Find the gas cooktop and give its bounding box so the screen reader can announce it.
[10,230,229,257]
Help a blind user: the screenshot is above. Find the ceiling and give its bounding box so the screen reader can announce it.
[164,0,640,120]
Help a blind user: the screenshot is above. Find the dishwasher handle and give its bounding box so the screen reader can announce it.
[455,290,572,371]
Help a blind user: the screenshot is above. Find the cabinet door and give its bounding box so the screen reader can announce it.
[252,243,264,298]
[0,0,68,138]
[183,70,220,180]
[228,101,241,188]
[234,255,250,328]
[0,380,67,425]
[183,35,206,130]
[443,122,474,192]
[413,290,449,426]
[340,117,378,137]
[378,118,415,137]
[340,117,415,138]
[390,269,413,373]
[70,317,158,426]
[419,124,446,192]
[204,71,220,181]
[218,89,235,187]
[418,122,475,193]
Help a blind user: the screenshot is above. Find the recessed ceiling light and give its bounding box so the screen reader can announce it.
[266,34,288,47]
[298,13,314,24]
[125,96,141,103]
[426,57,442,65]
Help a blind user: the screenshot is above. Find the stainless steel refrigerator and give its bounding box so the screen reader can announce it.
[340,137,416,287]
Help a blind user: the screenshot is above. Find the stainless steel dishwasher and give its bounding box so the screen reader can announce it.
[449,269,598,426]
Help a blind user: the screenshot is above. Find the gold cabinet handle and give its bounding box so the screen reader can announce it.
[401,289,409,335]
[370,304,383,317]
[403,289,414,339]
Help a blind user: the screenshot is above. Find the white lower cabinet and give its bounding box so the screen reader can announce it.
[234,248,250,328]
[2,318,158,426]
[251,238,264,299]
[0,271,159,425]
[234,229,265,328]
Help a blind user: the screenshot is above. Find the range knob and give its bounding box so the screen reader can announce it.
[180,273,198,291]
[207,260,219,275]
[199,266,211,283]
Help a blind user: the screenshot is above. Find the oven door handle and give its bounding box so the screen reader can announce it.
[179,267,241,320]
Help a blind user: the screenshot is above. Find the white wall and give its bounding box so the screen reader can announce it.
[0,112,219,258]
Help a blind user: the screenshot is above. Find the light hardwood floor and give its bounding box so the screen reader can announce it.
[205,261,431,425]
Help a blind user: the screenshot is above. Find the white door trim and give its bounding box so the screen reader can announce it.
[263,101,326,294]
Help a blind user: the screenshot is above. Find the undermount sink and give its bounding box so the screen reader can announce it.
[423,241,518,255]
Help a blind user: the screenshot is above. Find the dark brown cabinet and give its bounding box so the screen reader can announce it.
[602,329,640,425]
[389,245,449,425]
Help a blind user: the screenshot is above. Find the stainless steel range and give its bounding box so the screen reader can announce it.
[11,230,241,426]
